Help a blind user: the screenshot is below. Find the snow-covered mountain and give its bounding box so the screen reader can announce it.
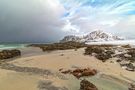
[60,30,124,43]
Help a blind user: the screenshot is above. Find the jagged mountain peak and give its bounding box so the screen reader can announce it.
[60,30,124,43]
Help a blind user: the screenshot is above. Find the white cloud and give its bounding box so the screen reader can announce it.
[111,15,135,38]
[62,20,80,34]
[61,0,135,38]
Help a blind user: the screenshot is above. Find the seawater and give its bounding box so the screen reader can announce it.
[0,44,27,50]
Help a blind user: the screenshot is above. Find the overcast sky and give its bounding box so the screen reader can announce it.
[0,0,135,43]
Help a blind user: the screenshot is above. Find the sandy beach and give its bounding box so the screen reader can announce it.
[1,0,135,89]
[0,46,135,90]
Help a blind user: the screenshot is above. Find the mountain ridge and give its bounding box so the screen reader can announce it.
[60,30,124,43]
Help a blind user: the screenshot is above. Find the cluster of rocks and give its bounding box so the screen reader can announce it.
[60,68,97,79]
[0,49,21,60]
[120,63,135,71]
[85,45,115,62]
[129,83,135,90]
[80,79,98,90]
[127,49,135,62]
[116,48,135,71]
[85,45,135,71]
[60,68,98,90]
[115,49,135,62]
[29,41,86,51]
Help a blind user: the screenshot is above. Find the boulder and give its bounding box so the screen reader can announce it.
[95,53,111,62]
[80,79,98,90]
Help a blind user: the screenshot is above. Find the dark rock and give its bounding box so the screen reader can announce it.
[116,59,122,62]
[85,46,114,62]
[127,49,135,62]
[127,49,135,57]
[121,45,131,48]
[80,79,98,90]
[126,63,135,71]
[129,83,135,90]
[61,70,72,74]
[60,68,97,79]
[95,53,111,62]
[85,46,103,55]
[105,50,115,55]
[0,49,21,60]
[120,63,135,71]
[59,68,63,71]
[116,53,125,58]
[29,41,86,51]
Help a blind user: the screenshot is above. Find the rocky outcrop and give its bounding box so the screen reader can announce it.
[84,45,135,72]
[80,79,98,90]
[85,46,114,62]
[0,49,21,60]
[29,41,86,51]
[60,68,97,79]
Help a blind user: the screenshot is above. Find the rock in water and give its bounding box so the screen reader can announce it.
[80,79,98,90]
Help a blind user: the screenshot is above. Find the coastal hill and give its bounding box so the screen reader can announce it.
[60,30,124,43]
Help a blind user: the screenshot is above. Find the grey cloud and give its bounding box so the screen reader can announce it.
[0,0,66,43]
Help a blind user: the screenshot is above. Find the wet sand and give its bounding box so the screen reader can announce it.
[0,69,39,90]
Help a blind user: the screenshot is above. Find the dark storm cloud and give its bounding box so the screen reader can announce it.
[0,0,66,43]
